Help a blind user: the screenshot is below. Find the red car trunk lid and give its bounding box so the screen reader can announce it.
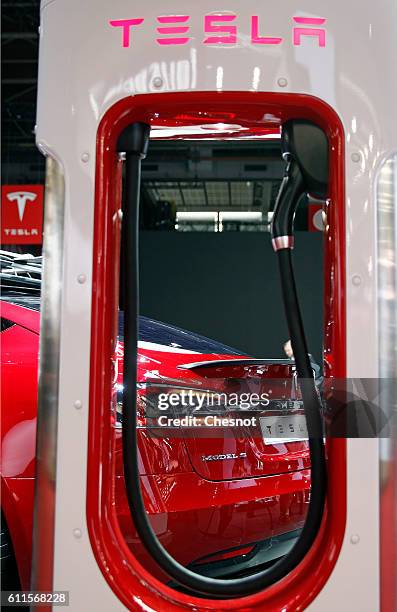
[176,360,310,481]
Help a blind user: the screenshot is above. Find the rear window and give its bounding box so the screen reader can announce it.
[119,312,242,355]
[0,297,242,356]
[1,318,15,332]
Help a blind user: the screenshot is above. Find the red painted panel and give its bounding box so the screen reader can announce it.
[0,301,40,335]
[114,470,310,581]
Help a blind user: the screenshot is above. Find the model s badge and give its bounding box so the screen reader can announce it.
[202,452,247,462]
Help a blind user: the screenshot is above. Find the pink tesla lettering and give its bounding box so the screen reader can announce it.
[293,16,326,47]
[156,15,190,45]
[109,18,144,48]
[109,14,327,49]
[204,14,237,44]
[251,16,282,45]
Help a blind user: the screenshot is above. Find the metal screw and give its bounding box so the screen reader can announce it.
[277,77,288,88]
[350,534,360,544]
[152,76,164,89]
[352,274,362,286]
[81,152,90,163]
[73,528,82,539]
[77,274,86,284]
[351,152,361,163]
[74,400,82,410]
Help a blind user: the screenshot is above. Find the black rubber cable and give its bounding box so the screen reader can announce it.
[271,156,305,241]
[121,133,327,598]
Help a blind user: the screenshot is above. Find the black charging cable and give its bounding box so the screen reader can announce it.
[119,121,327,598]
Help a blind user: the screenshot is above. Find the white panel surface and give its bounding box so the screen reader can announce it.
[35,0,397,608]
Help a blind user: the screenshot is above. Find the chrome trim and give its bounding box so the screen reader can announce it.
[31,156,65,591]
[201,453,247,462]
[377,154,397,487]
[271,235,294,251]
[377,154,397,612]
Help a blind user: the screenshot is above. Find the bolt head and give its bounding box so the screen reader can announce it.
[77,274,86,284]
[350,534,360,544]
[152,76,164,89]
[277,77,288,88]
[351,152,361,163]
[81,152,90,163]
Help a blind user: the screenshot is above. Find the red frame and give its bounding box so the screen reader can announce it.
[87,91,346,611]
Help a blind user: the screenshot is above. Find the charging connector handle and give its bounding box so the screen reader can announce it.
[271,157,304,250]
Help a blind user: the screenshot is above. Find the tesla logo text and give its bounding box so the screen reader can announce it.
[201,452,247,462]
[109,15,326,48]
[1,185,44,244]
[6,191,38,222]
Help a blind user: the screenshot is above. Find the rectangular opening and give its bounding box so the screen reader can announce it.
[87,92,346,608]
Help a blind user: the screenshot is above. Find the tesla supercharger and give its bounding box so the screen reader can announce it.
[32,1,396,610]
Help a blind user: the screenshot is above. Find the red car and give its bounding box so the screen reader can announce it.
[1,255,310,590]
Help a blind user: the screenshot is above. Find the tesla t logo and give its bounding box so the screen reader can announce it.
[6,191,38,222]
[109,15,326,48]
[1,185,44,245]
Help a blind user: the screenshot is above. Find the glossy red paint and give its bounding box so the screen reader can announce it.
[0,299,309,591]
[111,342,311,577]
[1,300,40,334]
[116,344,310,481]
[115,470,310,583]
[87,91,346,610]
[0,308,39,589]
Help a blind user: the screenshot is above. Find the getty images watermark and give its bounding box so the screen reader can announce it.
[133,377,397,438]
[152,389,271,428]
